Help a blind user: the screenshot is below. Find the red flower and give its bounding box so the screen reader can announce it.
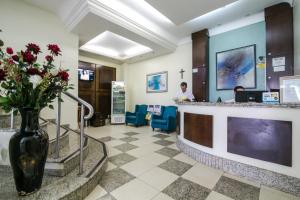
[27,68,41,76]
[40,70,47,78]
[45,55,53,63]
[47,44,61,56]
[12,55,19,62]
[0,69,6,81]
[8,59,14,65]
[26,43,41,55]
[6,47,13,55]
[57,71,69,81]
[22,51,36,64]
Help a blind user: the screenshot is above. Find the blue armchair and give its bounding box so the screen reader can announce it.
[125,105,148,127]
[151,106,177,133]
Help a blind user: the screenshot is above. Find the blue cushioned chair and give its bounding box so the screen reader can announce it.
[125,105,148,127]
[151,106,177,133]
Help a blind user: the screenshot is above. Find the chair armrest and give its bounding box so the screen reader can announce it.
[167,116,176,128]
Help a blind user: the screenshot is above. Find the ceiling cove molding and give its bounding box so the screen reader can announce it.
[63,0,90,31]
[86,0,177,51]
[209,12,265,36]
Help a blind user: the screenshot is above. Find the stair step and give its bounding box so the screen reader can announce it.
[0,136,107,200]
[0,114,21,129]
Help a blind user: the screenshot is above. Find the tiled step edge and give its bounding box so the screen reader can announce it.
[47,130,69,156]
[45,139,90,177]
[0,114,21,129]
[21,138,108,200]
[177,138,300,197]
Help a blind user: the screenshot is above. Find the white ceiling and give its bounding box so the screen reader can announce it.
[23,0,80,20]
[145,0,238,25]
[80,31,152,60]
[24,0,293,63]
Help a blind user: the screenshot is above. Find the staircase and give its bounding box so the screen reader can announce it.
[0,93,108,200]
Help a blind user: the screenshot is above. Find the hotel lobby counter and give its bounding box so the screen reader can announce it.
[177,101,300,109]
[176,102,300,196]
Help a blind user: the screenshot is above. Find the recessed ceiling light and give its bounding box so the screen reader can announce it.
[130,0,173,24]
[188,1,239,24]
[80,31,152,60]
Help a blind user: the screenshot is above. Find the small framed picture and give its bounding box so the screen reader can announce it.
[146,71,168,93]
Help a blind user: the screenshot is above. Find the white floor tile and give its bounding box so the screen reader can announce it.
[121,158,156,176]
[130,137,161,147]
[138,167,178,191]
[111,179,159,200]
[84,185,107,200]
[164,137,177,142]
[259,186,300,200]
[167,144,180,151]
[127,143,162,158]
[107,147,122,158]
[106,140,125,147]
[173,153,197,165]
[140,152,170,166]
[206,191,234,200]
[106,161,117,172]
[182,163,223,189]
[151,193,175,200]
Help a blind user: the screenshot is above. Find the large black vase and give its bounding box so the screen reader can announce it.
[9,108,49,196]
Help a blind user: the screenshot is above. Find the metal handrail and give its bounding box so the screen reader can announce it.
[63,92,94,120]
[10,109,14,129]
[54,91,94,175]
[8,92,94,175]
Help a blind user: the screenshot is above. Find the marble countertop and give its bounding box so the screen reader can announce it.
[176,101,300,109]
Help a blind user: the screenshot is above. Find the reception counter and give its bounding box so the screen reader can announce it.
[177,102,300,196]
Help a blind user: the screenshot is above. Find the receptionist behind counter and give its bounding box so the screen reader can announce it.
[174,82,195,102]
[225,86,245,103]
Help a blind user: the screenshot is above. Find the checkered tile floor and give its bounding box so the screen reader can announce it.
[84,125,300,200]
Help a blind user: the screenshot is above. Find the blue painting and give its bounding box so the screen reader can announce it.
[147,71,168,93]
[216,45,256,90]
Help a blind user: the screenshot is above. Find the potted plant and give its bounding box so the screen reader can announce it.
[0,30,72,196]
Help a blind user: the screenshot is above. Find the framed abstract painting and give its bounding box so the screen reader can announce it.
[146,71,168,93]
[216,45,256,90]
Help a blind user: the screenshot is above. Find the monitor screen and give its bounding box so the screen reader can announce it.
[78,69,94,81]
[235,91,267,103]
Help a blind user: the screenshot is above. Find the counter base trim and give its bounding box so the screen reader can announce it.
[177,138,300,197]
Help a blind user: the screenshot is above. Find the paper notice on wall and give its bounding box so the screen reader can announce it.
[282,79,300,103]
[273,65,286,72]
[192,68,198,73]
[272,57,285,67]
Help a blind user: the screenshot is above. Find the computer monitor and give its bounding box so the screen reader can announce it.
[235,91,266,103]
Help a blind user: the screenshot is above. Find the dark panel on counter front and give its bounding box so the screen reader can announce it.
[184,113,213,148]
[228,117,292,166]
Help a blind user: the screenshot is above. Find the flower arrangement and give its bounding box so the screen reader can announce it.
[0,30,72,112]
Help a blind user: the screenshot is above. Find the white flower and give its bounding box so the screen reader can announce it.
[49,67,59,76]
[29,75,42,89]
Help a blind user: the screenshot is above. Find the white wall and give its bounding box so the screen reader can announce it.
[124,43,192,111]
[0,0,79,128]
[79,55,123,81]
[294,1,300,75]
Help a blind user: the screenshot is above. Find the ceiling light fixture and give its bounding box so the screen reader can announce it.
[188,1,239,24]
[80,31,152,60]
[130,0,174,24]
